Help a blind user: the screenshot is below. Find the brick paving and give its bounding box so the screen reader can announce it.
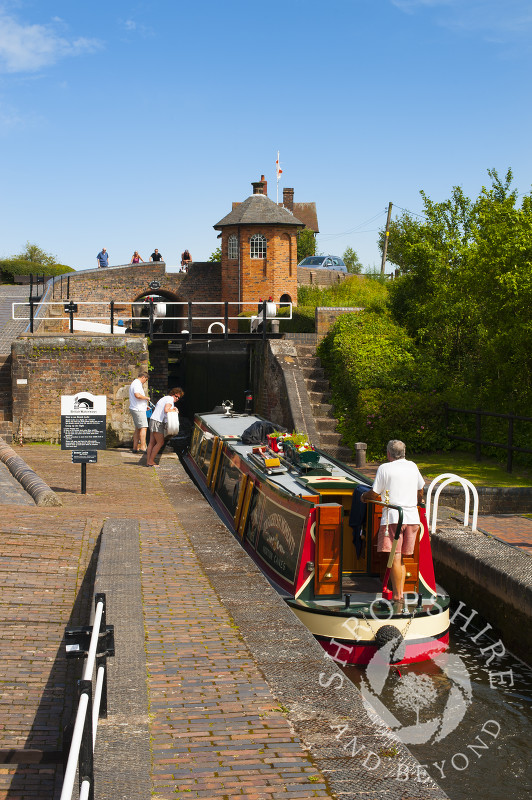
[0,445,334,800]
[0,286,29,355]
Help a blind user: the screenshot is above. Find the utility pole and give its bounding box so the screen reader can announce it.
[381,202,393,275]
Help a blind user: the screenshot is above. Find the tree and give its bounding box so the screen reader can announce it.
[208,246,222,262]
[381,168,532,412]
[297,228,316,262]
[14,242,57,267]
[342,246,363,274]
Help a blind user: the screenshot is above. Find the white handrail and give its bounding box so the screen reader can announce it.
[426,472,479,533]
[60,598,106,800]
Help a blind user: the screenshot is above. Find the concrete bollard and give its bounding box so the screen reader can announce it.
[270,320,280,334]
[355,442,367,468]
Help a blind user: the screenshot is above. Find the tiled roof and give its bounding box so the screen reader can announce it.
[214,194,305,229]
[293,202,319,233]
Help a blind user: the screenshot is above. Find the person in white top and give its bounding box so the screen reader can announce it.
[146,387,184,467]
[128,372,150,453]
[361,439,424,602]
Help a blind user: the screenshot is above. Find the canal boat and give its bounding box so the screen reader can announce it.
[184,407,450,665]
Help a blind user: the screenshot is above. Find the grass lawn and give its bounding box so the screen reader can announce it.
[414,451,532,488]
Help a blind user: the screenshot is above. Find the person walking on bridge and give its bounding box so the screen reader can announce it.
[97,248,109,268]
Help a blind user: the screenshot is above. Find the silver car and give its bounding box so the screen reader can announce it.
[297,255,347,273]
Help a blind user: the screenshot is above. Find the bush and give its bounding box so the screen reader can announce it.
[297,275,388,313]
[0,258,74,284]
[318,311,449,459]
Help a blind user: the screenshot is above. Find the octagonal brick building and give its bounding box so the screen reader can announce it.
[213,177,305,308]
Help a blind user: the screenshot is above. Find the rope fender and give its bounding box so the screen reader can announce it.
[0,437,62,506]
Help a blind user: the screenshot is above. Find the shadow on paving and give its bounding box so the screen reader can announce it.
[6,534,102,800]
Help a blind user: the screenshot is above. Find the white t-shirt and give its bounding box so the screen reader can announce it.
[372,459,425,525]
[151,395,174,423]
[129,378,148,411]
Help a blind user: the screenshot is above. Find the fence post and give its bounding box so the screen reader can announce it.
[507,414,514,473]
[29,298,34,334]
[149,300,154,338]
[188,302,193,341]
[67,276,70,300]
[110,301,114,334]
[262,302,267,341]
[78,679,94,800]
[60,274,63,299]
[29,273,33,300]
[475,408,481,461]
[224,301,229,340]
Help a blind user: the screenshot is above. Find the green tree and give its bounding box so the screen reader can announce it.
[208,246,222,262]
[296,228,316,262]
[342,246,363,274]
[14,242,57,266]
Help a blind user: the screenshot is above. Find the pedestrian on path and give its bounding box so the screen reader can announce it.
[146,387,184,466]
[97,248,109,268]
[129,372,150,453]
[361,439,424,602]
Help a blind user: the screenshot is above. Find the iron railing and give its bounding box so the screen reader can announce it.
[444,403,532,473]
[12,299,293,339]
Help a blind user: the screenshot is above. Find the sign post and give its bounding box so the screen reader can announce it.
[61,392,107,494]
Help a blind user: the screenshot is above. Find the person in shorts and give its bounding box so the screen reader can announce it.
[128,372,150,453]
[361,439,424,602]
[146,387,184,467]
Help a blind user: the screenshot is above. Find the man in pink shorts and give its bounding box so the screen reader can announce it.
[361,440,424,601]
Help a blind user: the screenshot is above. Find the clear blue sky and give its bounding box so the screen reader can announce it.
[1,0,531,271]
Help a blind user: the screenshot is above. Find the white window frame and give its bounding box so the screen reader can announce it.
[228,234,238,259]
[250,233,267,259]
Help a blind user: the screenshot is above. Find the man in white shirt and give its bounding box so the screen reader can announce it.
[129,372,150,453]
[361,439,424,602]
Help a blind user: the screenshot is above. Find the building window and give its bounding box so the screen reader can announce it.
[228,235,238,260]
[250,233,266,259]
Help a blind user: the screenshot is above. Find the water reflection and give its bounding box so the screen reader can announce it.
[344,611,532,800]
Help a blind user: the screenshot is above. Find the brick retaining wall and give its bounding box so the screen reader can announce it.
[11,334,150,444]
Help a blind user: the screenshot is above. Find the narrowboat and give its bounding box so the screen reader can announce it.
[184,407,450,665]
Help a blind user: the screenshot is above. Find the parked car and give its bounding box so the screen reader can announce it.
[297,255,347,273]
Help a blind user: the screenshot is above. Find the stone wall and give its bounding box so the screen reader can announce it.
[315,306,364,340]
[11,334,150,444]
[297,267,348,287]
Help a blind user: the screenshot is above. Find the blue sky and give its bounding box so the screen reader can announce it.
[0,0,531,271]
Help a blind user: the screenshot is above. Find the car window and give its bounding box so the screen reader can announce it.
[299,257,324,266]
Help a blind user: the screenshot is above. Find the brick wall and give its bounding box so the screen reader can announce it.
[0,355,11,421]
[316,306,364,340]
[297,267,349,287]
[11,334,150,444]
[220,226,298,309]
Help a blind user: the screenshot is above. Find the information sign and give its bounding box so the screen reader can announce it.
[61,392,107,451]
[71,450,98,464]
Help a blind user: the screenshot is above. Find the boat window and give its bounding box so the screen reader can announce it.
[199,436,214,477]
[244,487,264,548]
[189,425,202,460]
[215,452,242,516]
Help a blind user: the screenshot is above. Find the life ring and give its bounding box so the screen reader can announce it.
[208,322,225,333]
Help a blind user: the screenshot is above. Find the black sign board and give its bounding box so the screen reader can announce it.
[61,392,107,451]
[71,450,98,464]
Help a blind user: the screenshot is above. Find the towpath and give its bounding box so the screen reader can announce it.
[1,443,453,800]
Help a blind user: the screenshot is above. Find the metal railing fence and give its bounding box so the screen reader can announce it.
[444,403,532,473]
[12,299,293,339]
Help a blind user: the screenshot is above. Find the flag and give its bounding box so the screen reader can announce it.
[276,151,283,180]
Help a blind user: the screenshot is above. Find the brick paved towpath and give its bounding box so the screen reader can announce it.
[0,444,451,800]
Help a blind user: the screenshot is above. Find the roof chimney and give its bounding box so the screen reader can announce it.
[283,187,294,211]
[251,176,267,195]
[260,174,268,196]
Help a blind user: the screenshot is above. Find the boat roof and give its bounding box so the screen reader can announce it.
[196,411,370,495]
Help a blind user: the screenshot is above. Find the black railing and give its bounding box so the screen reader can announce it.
[444,403,532,472]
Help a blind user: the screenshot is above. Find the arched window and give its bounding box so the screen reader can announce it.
[250,233,266,259]
[279,293,292,308]
[228,234,238,260]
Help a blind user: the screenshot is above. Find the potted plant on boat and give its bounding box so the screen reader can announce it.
[282,433,320,466]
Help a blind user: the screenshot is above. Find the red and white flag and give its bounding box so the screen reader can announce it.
[276,151,283,180]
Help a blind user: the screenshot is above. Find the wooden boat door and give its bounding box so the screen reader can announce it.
[314,503,343,598]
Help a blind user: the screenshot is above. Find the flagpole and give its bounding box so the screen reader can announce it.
[276,150,279,204]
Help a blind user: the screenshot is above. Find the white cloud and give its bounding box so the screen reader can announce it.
[0,13,102,73]
[391,0,532,39]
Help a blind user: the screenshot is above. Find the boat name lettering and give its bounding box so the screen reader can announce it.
[263,513,296,555]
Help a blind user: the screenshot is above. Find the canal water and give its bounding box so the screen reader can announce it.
[344,606,532,799]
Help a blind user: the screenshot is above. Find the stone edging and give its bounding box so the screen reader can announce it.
[0,436,62,506]
[437,485,532,514]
